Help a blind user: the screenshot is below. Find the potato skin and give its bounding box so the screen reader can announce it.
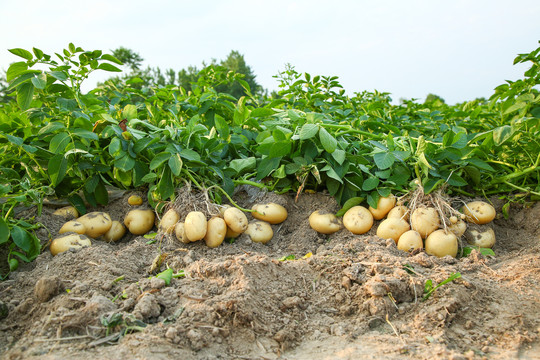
[343,206,373,234]
[159,209,180,234]
[369,195,396,220]
[462,201,496,224]
[464,224,496,248]
[425,229,458,258]
[309,211,342,234]
[252,203,288,224]
[223,207,248,233]
[103,221,126,242]
[77,212,113,238]
[50,233,91,256]
[410,207,440,239]
[184,211,207,242]
[174,222,190,244]
[387,205,410,221]
[397,230,423,252]
[376,218,410,243]
[53,206,79,219]
[448,220,467,237]
[59,220,86,235]
[124,209,155,235]
[204,217,227,248]
[245,221,273,244]
[128,195,143,206]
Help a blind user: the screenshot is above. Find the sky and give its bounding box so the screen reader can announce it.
[1,0,539,104]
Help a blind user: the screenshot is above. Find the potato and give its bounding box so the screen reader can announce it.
[223,207,248,234]
[174,222,190,244]
[387,205,410,221]
[124,209,155,235]
[343,206,373,234]
[53,206,78,219]
[184,211,207,242]
[462,201,496,224]
[252,203,288,224]
[50,233,91,256]
[425,229,458,258]
[376,218,410,243]
[369,195,396,220]
[159,209,180,234]
[308,211,342,234]
[448,220,467,237]
[128,195,143,206]
[103,221,126,242]
[410,207,440,238]
[245,221,273,244]
[77,212,112,238]
[59,220,86,235]
[204,217,227,248]
[464,224,496,248]
[225,226,242,239]
[397,230,423,252]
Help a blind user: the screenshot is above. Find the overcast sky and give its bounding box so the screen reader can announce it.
[1,0,539,104]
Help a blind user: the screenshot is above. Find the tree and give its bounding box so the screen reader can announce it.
[111,47,144,71]
[424,93,446,105]
[215,50,262,98]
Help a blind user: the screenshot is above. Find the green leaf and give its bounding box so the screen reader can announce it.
[30,73,47,89]
[17,82,34,110]
[168,154,183,176]
[10,226,33,252]
[115,154,135,171]
[157,167,174,200]
[373,152,396,170]
[69,194,87,215]
[229,157,256,175]
[150,152,171,171]
[97,63,122,72]
[299,124,319,140]
[122,104,138,120]
[269,141,292,158]
[214,114,230,139]
[141,173,158,183]
[8,48,33,60]
[95,181,109,205]
[0,218,10,245]
[6,62,28,82]
[48,154,68,187]
[49,132,71,153]
[331,149,346,165]
[492,125,513,145]
[462,246,495,257]
[335,197,364,217]
[362,176,379,191]
[319,127,337,153]
[156,268,173,285]
[179,149,201,162]
[100,54,123,65]
[49,71,68,81]
[256,157,281,180]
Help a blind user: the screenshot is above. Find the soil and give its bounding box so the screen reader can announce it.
[1,187,539,360]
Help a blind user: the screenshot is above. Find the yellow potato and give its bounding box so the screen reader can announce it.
[462,201,496,224]
[245,221,273,244]
[184,211,207,242]
[159,209,180,234]
[174,222,190,244]
[59,220,86,235]
[376,218,410,243]
[50,234,91,256]
[464,224,496,248]
[76,212,113,238]
[252,203,288,224]
[448,220,467,237]
[223,207,248,234]
[410,207,440,239]
[225,226,242,239]
[53,206,79,219]
[124,209,155,235]
[343,206,373,234]
[204,217,227,248]
[103,221,126,242]
[425,229,458,258]
[387,205,410,221]
[128,195,143,206]
[397,230,423,252]
[308,211,342,234]
[369,195,396,220]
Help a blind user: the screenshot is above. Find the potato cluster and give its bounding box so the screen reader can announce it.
[308,196,497,258]
[163,202,288,248]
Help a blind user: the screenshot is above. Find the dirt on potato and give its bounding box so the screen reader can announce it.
[1,188,539,360]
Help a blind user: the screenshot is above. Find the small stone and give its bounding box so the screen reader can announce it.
[281,296,301,310]
[341,276,352,290]
[34,277,62,302]
[165,326,177,340]
[150,277,166,289]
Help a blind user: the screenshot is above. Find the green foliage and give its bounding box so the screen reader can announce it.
[423,272,461,301]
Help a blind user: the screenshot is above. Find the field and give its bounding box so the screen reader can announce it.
[0,44,539,359]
